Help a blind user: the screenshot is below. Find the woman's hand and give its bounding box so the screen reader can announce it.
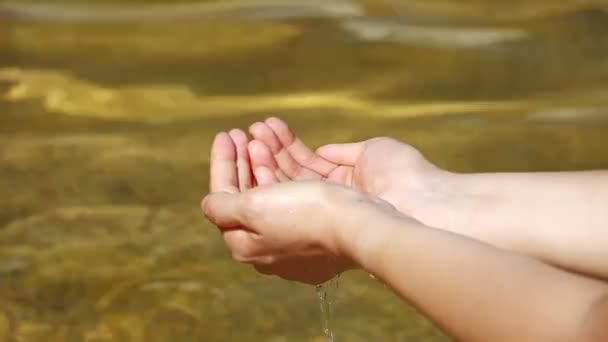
[245,118,608,280]
[245,117,471,231]
[203,131,398,285]
[203,180,364,284]
[202,130,608,342]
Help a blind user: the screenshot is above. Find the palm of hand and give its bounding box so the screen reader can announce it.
[352,140,445,219]
[206,128,357,285]
[248,118,441,219]
[206,118,441,285]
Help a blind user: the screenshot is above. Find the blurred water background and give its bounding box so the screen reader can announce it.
[2,0,608,341]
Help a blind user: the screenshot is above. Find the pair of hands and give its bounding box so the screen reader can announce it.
[202,117,446,285]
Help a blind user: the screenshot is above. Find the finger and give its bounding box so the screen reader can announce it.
[249,121,283,154]
[254,166,279,186]
[316,142,365,166]
[222,229,261,263]
[249,122,293,181]
[248,140,288,183]
[201,192,242,228]
[325,165,354,187]
[229,129,253,191]
[250,121,314,179]
[266,117,337,177]
[210,132,239,193]
[275,169,291,182]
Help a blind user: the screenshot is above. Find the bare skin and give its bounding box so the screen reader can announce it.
[202,131,608,342]
[207,130,353,284]
[246,117,608,279]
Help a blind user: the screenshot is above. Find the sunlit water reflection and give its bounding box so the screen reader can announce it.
[2,0,608,341]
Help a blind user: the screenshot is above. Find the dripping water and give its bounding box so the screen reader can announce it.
[315,275,340,342]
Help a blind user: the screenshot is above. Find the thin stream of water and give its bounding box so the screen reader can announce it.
[315,275,340,342]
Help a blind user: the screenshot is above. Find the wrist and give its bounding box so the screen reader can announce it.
[332,200,413,271]
[403,170,486,234]
[423,171,510,251]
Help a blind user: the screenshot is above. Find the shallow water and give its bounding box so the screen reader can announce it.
[2,0,608,341]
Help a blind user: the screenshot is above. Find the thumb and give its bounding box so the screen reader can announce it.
[316,142,364,166]
[201,192,243,229]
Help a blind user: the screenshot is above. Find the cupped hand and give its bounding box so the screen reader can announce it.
[246,117,455,229]
[203,130,374,285]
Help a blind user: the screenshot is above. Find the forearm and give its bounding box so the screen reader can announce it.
[436,170,608,278]
[338,209,608,342]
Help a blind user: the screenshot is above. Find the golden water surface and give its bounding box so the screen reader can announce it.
[2,0,608,341]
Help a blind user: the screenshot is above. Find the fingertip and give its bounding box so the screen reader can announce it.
[215,131,229,140]
[210,132,239,193]
[265,116,284,126]
[228,128,248,145]
[201,193,217,219]
[265,117,294,144]
[248,122,267,139]
[212,131,236,159]
[315,142,363,166]
[212,131,230,149]
[248,121,281,153]
[201,192,243,228]
[315,144,334,157]
[200,196,210,216]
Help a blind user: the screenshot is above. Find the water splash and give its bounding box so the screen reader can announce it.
[315,275,340,342]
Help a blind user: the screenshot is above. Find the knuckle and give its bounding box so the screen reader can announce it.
[299,149,317,166]
[224,232,255,263]
[257,255,276,266]
[230,252,250,263]
[231,249,250,263]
